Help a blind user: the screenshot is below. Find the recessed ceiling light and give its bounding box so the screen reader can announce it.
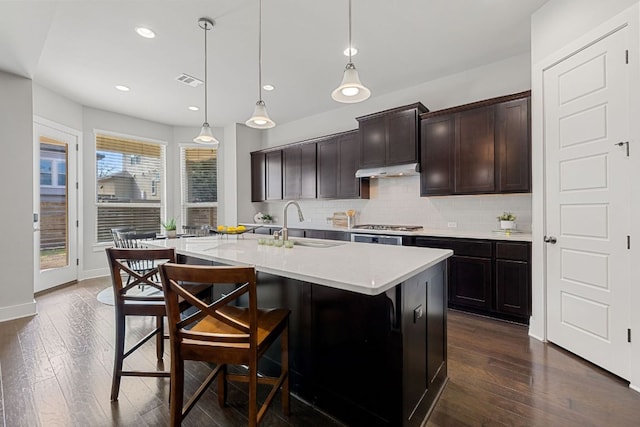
[115,85,130,92]
[188,106,200,111]
[135,27,156,39]
[263,84,275,91]
[343,47,358,57]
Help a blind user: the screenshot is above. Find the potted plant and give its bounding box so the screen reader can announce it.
[162,218,177,238]
[497,212,516,230]
[261,213,273,224]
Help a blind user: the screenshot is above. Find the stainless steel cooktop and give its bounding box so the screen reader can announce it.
[351,224,424,232]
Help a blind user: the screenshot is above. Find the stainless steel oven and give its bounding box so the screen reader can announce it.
[350,233,403,245]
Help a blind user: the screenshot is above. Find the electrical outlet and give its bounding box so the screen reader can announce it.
[447,222,457,228]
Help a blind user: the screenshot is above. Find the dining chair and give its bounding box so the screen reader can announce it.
[159,263,290,427]
[106,248,212,402]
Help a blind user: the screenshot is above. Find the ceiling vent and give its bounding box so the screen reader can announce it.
[175,73,203,87]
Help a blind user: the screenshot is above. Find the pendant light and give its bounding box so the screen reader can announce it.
[332,0,371,103]
[194,17,219,146]
[246,0,276,129]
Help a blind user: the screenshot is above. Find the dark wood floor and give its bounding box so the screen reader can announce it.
[1,277,639,427]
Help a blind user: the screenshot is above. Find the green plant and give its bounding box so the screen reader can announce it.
[162,218,177,231]
[261,213,273,221]
[497,212,516,221]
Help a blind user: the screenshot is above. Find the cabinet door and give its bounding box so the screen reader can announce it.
[387,109,418,165]
[420,115,455,196]
[455,107,495,194]
[496,97,530,193]
[300,143,317,199]
[251,152,266,202]
[265,150,282,200]
[359,117,387,168]
[449,255,492,310]
[495,260,530,318]
[283,146,301,199]
[337,132,360,199]
[317,138,338,198]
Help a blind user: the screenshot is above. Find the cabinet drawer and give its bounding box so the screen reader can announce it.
[496,242,530,261]
[415,237,492,258]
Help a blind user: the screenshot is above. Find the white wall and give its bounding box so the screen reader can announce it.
[0,71,36,321]
[531,0,638,64]
[32,84,83,131]
[530,0,640,390]
[235,125,264,224]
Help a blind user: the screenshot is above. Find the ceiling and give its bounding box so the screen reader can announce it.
[0,0,548,128]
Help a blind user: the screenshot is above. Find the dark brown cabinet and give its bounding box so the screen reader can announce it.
[252,130,367,202]
[317,136,339,199]
[496,97,530,193]
[410,236,531,323]
[283,143,316,199]
[420,115,455,195]
[265,150,282,200]
[250,152,266,202]
[420,91,531,196]
[357,103,428,168]
[316,131,368,200]
[455,107,495,193]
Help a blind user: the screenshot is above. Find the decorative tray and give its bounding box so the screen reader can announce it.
[214,226,259,235]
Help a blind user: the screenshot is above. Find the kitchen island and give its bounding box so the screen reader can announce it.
[147,234,452,426]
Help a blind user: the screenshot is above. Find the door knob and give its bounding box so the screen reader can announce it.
[544,236,557,244]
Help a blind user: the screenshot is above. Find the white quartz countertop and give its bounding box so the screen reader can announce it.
[146,234,452,296]
[240,222,532,242]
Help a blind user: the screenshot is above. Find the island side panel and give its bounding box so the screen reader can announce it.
[403,261,448,427]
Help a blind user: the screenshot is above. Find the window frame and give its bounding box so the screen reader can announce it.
[94,130,167,244]
[179,143,218,227]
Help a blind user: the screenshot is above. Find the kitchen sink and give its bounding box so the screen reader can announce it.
[292,240,346,248]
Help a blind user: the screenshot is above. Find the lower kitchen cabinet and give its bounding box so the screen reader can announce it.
[410,236,531,323]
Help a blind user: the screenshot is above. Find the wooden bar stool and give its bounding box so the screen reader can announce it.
[106,248,211,402]
[159,263,290,427]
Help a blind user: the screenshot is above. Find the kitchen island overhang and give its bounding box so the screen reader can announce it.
[147,234,452,426]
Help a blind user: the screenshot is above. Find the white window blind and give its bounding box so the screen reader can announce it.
[180,146,218,227]
[96,134,165,242]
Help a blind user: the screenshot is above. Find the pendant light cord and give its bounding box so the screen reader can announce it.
[258,0,263,102]
[348,0,352,63]
[204,20,209,124]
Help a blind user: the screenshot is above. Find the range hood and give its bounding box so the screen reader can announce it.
[355,163,420,178]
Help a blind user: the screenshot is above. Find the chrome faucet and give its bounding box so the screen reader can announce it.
[282,200,304,241]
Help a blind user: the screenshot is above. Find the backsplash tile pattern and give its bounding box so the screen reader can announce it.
[252,175,532,232]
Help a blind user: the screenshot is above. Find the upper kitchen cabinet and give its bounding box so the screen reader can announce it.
[265,150,283,200]
[283,143,317,199]
[251,152,266,202]
[496,97,530,193]
[420,91,531,196]
[357,103,428,168]
[317,130,369,199]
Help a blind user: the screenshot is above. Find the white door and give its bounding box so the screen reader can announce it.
[33,120,79,292]
[544,27,631,379]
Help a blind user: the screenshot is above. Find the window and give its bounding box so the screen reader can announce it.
[40,159,53,186]
[57,160,66,186]
[96,134,165,242]
[180,146,217,227]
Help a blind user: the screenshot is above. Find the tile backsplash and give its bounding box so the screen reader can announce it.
[252,175,531,232]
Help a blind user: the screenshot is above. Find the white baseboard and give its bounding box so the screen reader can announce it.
[0,300,37,323]
[80,267,109,280]
[630,383,640,394]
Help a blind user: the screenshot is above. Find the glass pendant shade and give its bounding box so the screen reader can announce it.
[246,100,275,129]
[194,123,219,147]
[331,63,371,103]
